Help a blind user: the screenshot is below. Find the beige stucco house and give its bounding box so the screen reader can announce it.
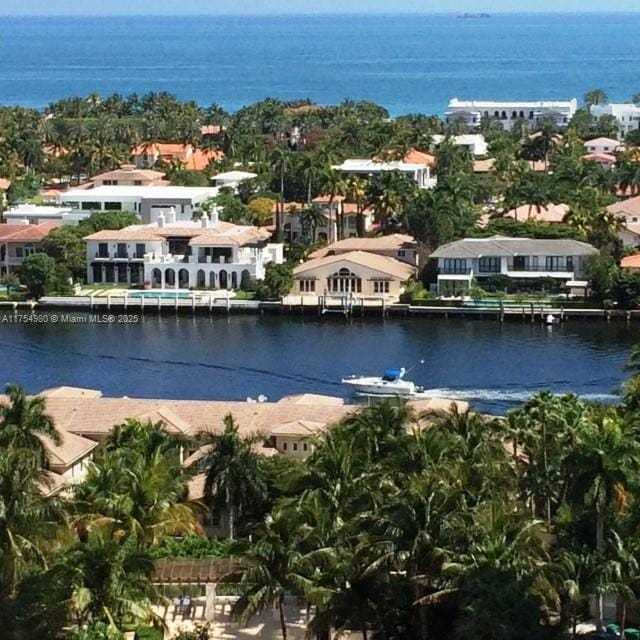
[292,250,416,300]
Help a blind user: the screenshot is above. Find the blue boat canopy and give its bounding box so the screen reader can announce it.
[383,369,402,381]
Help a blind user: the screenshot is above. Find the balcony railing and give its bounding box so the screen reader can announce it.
[439,267,472,275]
[507,264,574,273]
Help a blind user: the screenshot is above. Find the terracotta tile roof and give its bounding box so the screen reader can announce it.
[138,406,193,434]
[201,124,224,136]
[310,234,417,259]
[184,149,224,171]
[0,178,11,191]
[608,195,640,220]
[473,158,496,173]
[189,226,271,247]
[403,148,437,167]
[130,144,224,171]
[504,203,570,223]
[585,137,622,148]
[0,222,61,242]
[41,431,98,468]
[312,195,346,203]
[583,152,616,163]
[40,386,103,399]
[295,250,416,280]
[621,254,640,269]
[91,167,166,183]
[270,419,326,437]
[84,221,243,242]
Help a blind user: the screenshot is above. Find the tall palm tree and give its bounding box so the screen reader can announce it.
[270,145,292,241]
[584,89,609,107]
[196,414,267,540]
[346,175,368,237]
[0,384,60,465]
[319,166,348,242]
[233,510,313,640]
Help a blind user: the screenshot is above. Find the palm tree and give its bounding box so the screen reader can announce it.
[346,175,368,237]
[196,414,267,540]
[233,511,313,640]
[270,146,292,241]
[300,152,321,206]
[300,204,325,244]
[318,166,347,242]
[567,413,639,630]
[584,89,609,107]
[0,383,60,465]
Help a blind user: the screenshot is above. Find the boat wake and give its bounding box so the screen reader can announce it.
[418,387,619,404]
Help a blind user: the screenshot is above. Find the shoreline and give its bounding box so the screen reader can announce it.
[4,296,638,322]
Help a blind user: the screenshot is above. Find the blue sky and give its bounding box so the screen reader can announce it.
[1,0,639,14]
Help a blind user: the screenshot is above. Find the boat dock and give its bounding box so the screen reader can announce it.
[13,294,638,322]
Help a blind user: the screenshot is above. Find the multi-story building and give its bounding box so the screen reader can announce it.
[333,158,437,189]
[446,98,578,131]
[590,103,640,139]
[84,209,283,288]
[0,221,61,274]
[431,133,489,156]
[430,236,598,295]
[60,185,219,224]
[4,204,87,226]
[89,164,168,187]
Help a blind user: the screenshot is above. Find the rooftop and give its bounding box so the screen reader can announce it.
[333,159,428,173]
[608,195,640,219]
[503,203,570,224]
[212,171,258,182]
[310,234,417,259]
[0,221,61,242]
[621,254,640,269]
[61,185,218,200]
[448,97,577,109]
[430,236,599,259]
[294,250,416,280]
[584,137,622,147]
[91,166,167,183]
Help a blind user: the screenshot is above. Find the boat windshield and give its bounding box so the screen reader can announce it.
[382,369,402,382]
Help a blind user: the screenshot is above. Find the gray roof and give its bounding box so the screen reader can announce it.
[430,236,599,259]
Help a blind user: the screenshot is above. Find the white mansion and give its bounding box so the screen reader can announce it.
[446,98,578,131]
[84,209,283,289]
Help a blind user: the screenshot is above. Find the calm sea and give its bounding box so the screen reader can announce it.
[0,13,639,115]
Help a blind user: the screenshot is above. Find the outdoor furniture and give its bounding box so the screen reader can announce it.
[623,629,640,640]
[181,596,192,618]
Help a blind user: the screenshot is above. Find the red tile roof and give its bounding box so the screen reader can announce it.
[0,222,61,242]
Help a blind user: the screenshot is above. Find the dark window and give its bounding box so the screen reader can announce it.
[478,257,501,273]
[135,243,146,259]
[116,243,127,259]
[442,258,468,274]
[98,243,108,258]
[104,202,122,211]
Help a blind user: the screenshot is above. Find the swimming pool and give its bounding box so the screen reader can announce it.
[127,290,194,299]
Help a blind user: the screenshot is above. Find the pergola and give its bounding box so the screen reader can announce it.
[152,558,248,623]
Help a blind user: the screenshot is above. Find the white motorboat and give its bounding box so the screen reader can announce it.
[341,367,424,397]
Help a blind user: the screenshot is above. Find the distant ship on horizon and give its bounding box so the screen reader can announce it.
[458,12,492,18]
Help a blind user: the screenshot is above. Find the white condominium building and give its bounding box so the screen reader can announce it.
[446,98,578,131]
[590,103,640,139]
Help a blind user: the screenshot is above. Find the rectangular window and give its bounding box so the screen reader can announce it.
[116,243,127,259]
[282,442,287,451]
[104,202,122,211]
[135,243,146,259]
[442,258,468,274]
[300,279,315,293]
[398,250,406,257]
[303,443,308,452]
[545,256,565,271]
[15,247,23,258]
[373,280,390,294]
[293,442,298,452]
[81,202,101,211]
[98,243,108,258]
[478,257,500,273]
[134,180,142,186]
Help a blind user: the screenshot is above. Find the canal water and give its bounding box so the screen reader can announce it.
[2,313,639,415]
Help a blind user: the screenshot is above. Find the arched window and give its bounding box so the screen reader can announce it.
[219,270,228,289]
[231,271,238,289]
[494,111,500,118]
[178,268,189,289]
[501,111,507,120]
[196,269,206,288]
[511,111,518,119]
[152,268,162,288]
[209,272,216,289]
[165,268,176,287]
[327,268,362,294]
[519,110,525,118]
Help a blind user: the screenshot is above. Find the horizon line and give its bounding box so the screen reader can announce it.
[3,10,640,17]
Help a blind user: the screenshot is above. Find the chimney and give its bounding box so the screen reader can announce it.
[210,206,220,225]
[167,207,177,225]
[157,212,166,228]
[201,212,210,228]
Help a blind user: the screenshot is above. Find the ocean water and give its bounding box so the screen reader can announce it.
[0,13,639,115]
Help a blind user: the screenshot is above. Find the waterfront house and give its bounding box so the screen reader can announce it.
[333,158,437,189]
[15,386,466,499]
[60,185,219,224]
[446,98,578,131]
[89,164,168,187]
[430,236,598,295]
[590,103,640,139]
[83,209,283,288]
[0,221,60,274]
[431,133,489,156]
[131,143,223,171]
[503,203,570,224]
[292,250,416,301]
